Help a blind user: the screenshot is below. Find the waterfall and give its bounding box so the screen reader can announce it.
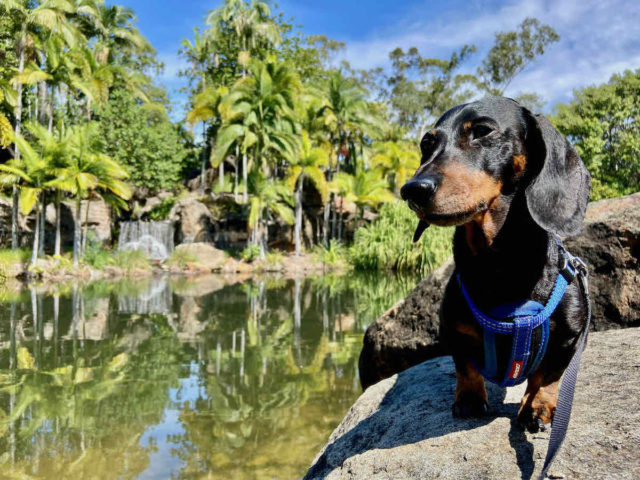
[118,220,174,261]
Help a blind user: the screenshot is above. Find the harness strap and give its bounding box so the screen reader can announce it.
[536,256,590,480]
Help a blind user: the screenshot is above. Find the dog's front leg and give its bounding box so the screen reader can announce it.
[517,368,560,432]
[452,357,489,417]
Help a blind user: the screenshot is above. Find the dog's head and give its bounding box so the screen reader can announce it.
[401,97,590,242]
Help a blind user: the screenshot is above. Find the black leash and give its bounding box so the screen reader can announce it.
[536,255,591,480]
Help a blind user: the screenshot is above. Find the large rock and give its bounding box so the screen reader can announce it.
[307,328,640,480]
[564,193,640,330]
[170,196,216,243]
[174,242,226,271]
[359,193,640,389]
[358,258,453,390]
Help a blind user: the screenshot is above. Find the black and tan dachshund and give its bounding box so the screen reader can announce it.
[401,97,590,432]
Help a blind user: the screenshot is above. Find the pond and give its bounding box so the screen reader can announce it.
[0,271,418,479]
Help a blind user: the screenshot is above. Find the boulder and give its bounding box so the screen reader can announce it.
[174,242,226,271]
[358,259,453,390]
[307,328,640,480]
[564,193,640,330]
[170,196,216,244]
[359,193,640,389]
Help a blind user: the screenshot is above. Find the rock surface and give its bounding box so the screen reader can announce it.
[170,196,216,244]
[173,242,226,271]
[359,192,640,389]
[307,328,640,480]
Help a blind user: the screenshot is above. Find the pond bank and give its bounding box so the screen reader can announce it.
[0,244,347,283]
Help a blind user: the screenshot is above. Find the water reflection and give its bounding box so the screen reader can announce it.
[0,272,417,479]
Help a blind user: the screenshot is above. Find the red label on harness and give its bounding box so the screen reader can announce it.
[509,361,524,379]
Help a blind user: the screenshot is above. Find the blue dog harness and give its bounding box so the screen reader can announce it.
[457,239,590,480]
[456,241,578,387]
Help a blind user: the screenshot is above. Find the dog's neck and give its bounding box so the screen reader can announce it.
[453,192,557,308]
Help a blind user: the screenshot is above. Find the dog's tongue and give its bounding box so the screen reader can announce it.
[413,220,430,242]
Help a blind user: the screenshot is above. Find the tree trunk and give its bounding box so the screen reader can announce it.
[201,123,207,196]
[30,199,41,268]
[11,187,19,249]
[38,192,46,256]
[48,86,55,133]
[11,31,26,249]
[39,83,46,125]
[338,195,344,242]
[294,175,303,257]
[82,197,91,255]
[242,153,248,203]
[73,197,82,267]
[54,194,61,257]
[219,161,224,192]
[234,145,239,202]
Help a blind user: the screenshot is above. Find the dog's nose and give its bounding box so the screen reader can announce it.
[401,177,438,209]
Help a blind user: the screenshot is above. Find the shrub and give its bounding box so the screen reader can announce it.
[348,201,453,274]
[240,244,261,263]
[111,249,152,273]
[0,248,31,266]
[148,197,176,221]
[313,240,348,267]
[166,248,196,268]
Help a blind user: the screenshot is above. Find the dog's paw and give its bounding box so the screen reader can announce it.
[517,405,553,433]
[452,391,490,418]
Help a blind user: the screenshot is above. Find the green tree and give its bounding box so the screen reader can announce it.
[331,168,394,224]
[213,59,301,203]
[247,170,293,257]
[0,0,78,249]
[96,89,185,191]
[51,122,132,266]
[286,131,329,257]
[371,141,420,195]
[478,17,559,95]
[552,69,640,199]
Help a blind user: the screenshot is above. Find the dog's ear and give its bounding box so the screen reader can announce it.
[523,111,591,237]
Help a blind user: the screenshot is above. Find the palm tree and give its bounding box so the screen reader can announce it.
[0,0,79,248]
[332,168,394,226]
[206,0,280,78]
[286,131,329,257]
[0,130,52,267]
[212,60,300,203]
[321,70,378,244]
[371,141,420,195]
[247,171,293,257]
[186,85,228,195]
[51,122,132,266]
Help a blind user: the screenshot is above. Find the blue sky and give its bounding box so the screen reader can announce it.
[118,0,640,119]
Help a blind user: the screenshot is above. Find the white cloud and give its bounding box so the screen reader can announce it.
[337,0,640,109]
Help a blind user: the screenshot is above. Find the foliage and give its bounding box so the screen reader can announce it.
[148,196,176,220]
[0,248,31,266]
[82,245,113,269]
[96,89,186,191]
[349,201,453,274]
[240,244,261,263]
[313,240,348,267]
[552,69,640,200]
[167,248,196,268]
[111,249,151,272]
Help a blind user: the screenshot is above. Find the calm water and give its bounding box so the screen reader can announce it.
[0,272,417,479]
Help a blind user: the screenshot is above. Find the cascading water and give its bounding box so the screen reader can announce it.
[118,220,175,261]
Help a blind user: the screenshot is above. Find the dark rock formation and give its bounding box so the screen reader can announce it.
[359,192,640,389]
[308,328,640,480]
[358,258,453,390]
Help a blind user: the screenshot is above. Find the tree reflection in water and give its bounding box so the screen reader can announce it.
[0,272,417,479]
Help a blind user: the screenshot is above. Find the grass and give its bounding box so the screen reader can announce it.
[348,201,453,274]
[111,249,152,273]
[166,248,196,268]
[313,241,348,268]
[0,248,31,266]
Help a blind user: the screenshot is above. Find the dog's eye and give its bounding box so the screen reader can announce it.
[420,133,437,162]
[471,125,493,140]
